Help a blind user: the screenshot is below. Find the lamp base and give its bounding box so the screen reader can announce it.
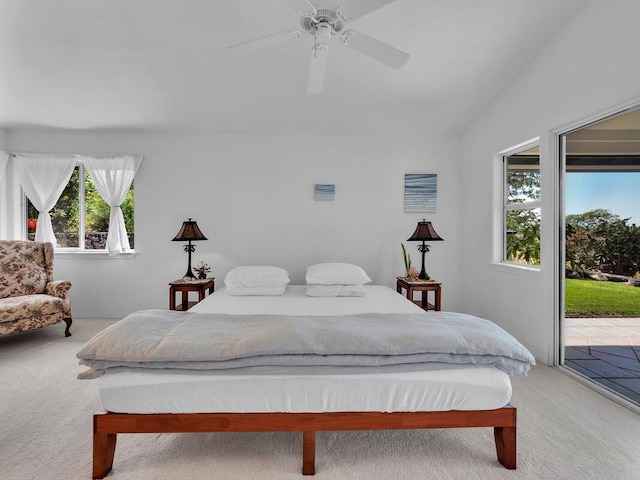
[183,269,196,280]
[182,241,196,279]
[418,271,430,281]
[417,241,431,281]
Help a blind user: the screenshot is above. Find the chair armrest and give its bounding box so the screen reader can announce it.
[46,280,72,299]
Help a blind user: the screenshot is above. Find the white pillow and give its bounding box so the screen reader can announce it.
[305,284,366,297]
[305,263,371,285]
[224,266,290,288]
[226,285,287,296]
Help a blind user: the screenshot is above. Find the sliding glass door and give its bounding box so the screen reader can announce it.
[559,107,640,408]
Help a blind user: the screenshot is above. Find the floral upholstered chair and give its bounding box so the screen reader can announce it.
[0,240,72,337]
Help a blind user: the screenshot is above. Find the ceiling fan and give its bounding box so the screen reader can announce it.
[227,0,410,95]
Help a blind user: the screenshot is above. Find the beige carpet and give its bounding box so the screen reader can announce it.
[1,319,639,480]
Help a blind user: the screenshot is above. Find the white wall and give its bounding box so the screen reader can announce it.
[460,0,640,363]
[0,129,20,239]
[4,130,463,318]
[0,131,5,237]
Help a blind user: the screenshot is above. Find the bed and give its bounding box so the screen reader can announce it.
[80,278,534,478]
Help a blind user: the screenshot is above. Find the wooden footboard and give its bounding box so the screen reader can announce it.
[92,406,516,478]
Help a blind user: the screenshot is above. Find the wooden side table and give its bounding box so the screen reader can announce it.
[396,277,441,311]
[169,278,215,311]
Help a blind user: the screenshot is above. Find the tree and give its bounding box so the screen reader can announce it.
[85,174,110,232]
[508,170,540,203]
[505,169,541,265]
[506,209,541,265]
[566,209,620,231]
[566,209,640,275]
[85,172,134,233]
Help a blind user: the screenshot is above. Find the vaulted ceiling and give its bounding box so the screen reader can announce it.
[0,0,587,134]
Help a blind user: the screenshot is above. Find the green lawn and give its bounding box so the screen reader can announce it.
[565,278,640,317]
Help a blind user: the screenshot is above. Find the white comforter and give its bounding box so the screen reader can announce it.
[77,309,535,378]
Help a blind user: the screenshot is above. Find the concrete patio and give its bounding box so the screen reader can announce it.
[564,317,640,405]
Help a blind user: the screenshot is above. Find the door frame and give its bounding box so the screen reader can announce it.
[551,97,640,411]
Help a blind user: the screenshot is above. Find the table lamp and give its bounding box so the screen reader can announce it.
[172,218,208,279]
[407,219,443,280]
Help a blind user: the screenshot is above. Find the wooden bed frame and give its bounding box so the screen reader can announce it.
[92,406,516,478]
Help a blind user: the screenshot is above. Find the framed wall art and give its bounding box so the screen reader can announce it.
[404,174,437,212]
[314,184,335,201]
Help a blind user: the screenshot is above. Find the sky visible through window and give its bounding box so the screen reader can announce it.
[565,172,640,224]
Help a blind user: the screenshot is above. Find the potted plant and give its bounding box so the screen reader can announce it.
[193,261,211,279]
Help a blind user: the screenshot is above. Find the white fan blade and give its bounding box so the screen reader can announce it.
[340,30,409,68]
[227,30,302,53]
[307,44,328,95]
[338,0,396,22]
[283,0,317,17]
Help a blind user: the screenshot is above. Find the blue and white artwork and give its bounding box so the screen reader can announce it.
[404,174,437,212]
[314,184,335,201]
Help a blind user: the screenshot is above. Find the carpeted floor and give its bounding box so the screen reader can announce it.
[1,319,639,480]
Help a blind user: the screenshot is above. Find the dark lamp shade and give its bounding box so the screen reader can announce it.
[172,218,207,242]
[407,221,443,242]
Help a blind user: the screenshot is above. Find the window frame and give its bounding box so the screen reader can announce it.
[500,139,542,268]
[23,159,136,256]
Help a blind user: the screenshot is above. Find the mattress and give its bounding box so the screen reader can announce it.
[99,365,512,414]
[188,285,426,315]
[98,285,513,414]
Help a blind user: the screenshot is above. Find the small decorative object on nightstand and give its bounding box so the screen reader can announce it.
[193,260,211,279]
[169,278,215,311]
[397,277,441,311]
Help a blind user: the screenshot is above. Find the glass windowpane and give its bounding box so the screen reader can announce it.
[26,167,81,246]
[506,148,540,204]
[84,170,110,249]
[506,208,541,265]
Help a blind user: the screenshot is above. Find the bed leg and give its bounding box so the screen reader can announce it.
[494,426,516,469]
[93,432,117,479]
[302,431,316,475]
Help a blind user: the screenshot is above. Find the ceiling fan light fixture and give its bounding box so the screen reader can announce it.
[314,22,332,44]
[312,43,329,57]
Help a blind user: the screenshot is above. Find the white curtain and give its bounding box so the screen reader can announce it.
[82,155,142,255]
[0,152,8,184]
[14,154,78,247]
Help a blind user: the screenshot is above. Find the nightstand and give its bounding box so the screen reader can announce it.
[396,277,441,311]
[169,278,215,311]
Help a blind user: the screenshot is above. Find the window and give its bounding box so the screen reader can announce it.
[503,144,541,266]
[25,161,135,251]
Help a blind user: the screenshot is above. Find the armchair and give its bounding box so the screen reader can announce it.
[0,240,72,337]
